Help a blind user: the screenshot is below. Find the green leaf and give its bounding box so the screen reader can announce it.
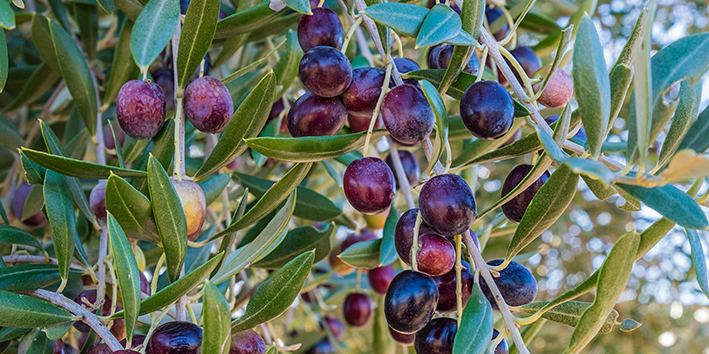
[212,193,296,284]
[628,32,709,165]
[0,30,6,93]
[0,2,15,30]
[96,0,114,14]
[202,281,232,354]
[107,214,141,345]
[564,231,639,354]
[562,158,614,186]
[615,183,708,229]
[30,15,60,73]
[572,15,610,158]
[177,0,220,90]
[115,0,143,21]
[198,174,232,206]
[21,148,147,179]
[0,225,44,252]
[582,175,616,201]
[105,174,160,243]
[453,129,540,168]
[517,301,619,334]
[196,72,276,179]
[536,124,566,164]
[686,229,709,298]
[274,30,302,97]
[44,320,74,340]
[619,319,642,332]
[613,8,647,69]
[20,152,47,185]
[505,164,579,261]
[147,155,188,282]
[420,80,449,174]
[74,3,98,62]
[282,0,311,15]
[214,1,280,39]
[130,0,179,69]
[48,19,98,136]
[363,3,428,37]
[43,171,77,282]
[3,63,61,113]
[254,223,334,269]
[103,20,140,108]
[0,290,73,328]
[0,264,82,292]
[234,173,343,222]
[657,81,702,169]
[213,34,247,68]
[131,120,175,193]
[607,64,633,132]
[21,186,44,222]
[678,103,709,154]
[453,282,493,354]
[339,239,381,269]
[417,4,461,48]
[112,253,224,318]
[380,207,400,265]
[246,130,389,163]
[231,250,314,332]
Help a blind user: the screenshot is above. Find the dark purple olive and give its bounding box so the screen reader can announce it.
[419,174,476,237]
[87,335,145,354]
[146,321,202,354]
[486,7,509,41]
[11,182,46,227]
[545,115,587,144]
[427,44,479,75]
[299,46,353,97]
[90,180,107,221]
[343,157,395,215]
[347,112,382,133]
[380,84,435,145]
[116,80,166,140]
[321,316,346,340]
[460,81,514,140]
[393,57,421,85]
[501,164,550,223]
[384,270,439,334]
[480,259,537,310]
[416,233,456,277]
[343,292,374,327]
[394,208,435,265]
[306,339,334,354]
[368,265,396,294]
[493,329,509,354]
[414,317,456,354]
[184,76,233,134]
[384,150,419,187]
[287,92,347,137]
[433,260,474,313]
[297,8,344,52]
[389,327,416,345]
[230,330,266,354]
[342,67,385,118]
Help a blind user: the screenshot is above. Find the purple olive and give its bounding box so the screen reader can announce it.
[10,182,46,227]
[368,265,396,294]
[343,292,374,327]
[418,174,476,237]
[394,208,435,265]
[342,67,385,118]
[384,270,438,334]
[414,317,456,354]
[343,157,395,215]
[533,66,573,108]
[380,84,435,145]
[299,46,353,98]
[297,8,344,52]
[460,81,514,140]
[479,259,537,310]
[90,180,107,221]
[116,80,166,140]
[184,76,234,134]
[384,150,419,187]
[415,233,456,277]
[500,164,550,223]
[146,321,202,354]
[287,92,347,137]
[230,330,266,354]
[432,260,474,313]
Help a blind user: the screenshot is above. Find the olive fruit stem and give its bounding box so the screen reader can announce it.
[464,229,530,354]
[411,211,423,271]
[454,233,463,325]
[363,59,392,156]
[171,20,186,180]
[27,289,123,351]
[476,27,626,171]
[498,46,535,96]
[386,140,416,209]
[341,16,363,55]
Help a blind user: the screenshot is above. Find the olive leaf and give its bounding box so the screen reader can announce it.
[453,282,493,354]
[177,0,220,90]
[380,207,400,266]
[0,1,14,30]
[0,290,73,328]
[657,82,702,169]
[202,281,232,354]
[3,63,61,113]
[420,80,449,174]
[363,3,429,38]
[74,3,98,62]
[615,182,707,229]
[231,250,315,332]
[105,174,160,243]
[437,0,484,93]
[130,0,179,70]
[451,120,526,167]
[339,239,382,269]
[417,4,462,48]
[686,229,709,298]
[619,319,642,333]
[147,155,188,283]
[214,1,280,39]
[254,223,334,269]
[517,301,619,334]
[282,0,311,15]
[274,30,303,97]
[505,164,579,261]
[0,225,45,252]
[0,264,82,292]
[21,148,147,179]
[43,170,77,282]
[678,104,709,154]
[107,214,142,346]
[373,296,396,354]
[564,231,639,354]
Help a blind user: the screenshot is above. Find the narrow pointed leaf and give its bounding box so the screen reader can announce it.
[21,148,147,179]
[147,156,188,282]
[0,225,44,251]
[0,264,82,292]
[130,0,180,69]
[198,174,232,206]
[196,72,276,179]
[282,0,311,15]
[107,214,141,345]
[0,2,14,30]
[202,281,232,354]
[254,223,334,269]
[338,239,382,269]
[274,30,302,97]
[43,171,77,282]
[231,250,315,332]
[74,2,98,62]
[421,80,449,174]
[564,231,639,354]
[105,174,160,243]
[417,4,461,48]
[0,290,73,328]
[97,0,114,14]
[608,64,633,133]
[30,15,60,73]
[214,1,280,39]
[246,130,389,163]
[380,207,400,265]
[678,104,709,153]
[517,301,619,334]
[177,0,220,90]
[505,164,579,260]
[0,30,7,93]
[619,319,642,332]
[573,15,610,158]
[453,282,493,354]
[363,3,429,37]
[658,81,702,169]
[615,183,708,229]
[3,63,61,113]
[687,229,709,298]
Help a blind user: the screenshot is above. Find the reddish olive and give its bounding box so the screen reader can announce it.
[418,174,476,237]
[343,157,395,215]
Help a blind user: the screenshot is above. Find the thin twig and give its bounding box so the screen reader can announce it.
[96,224,108,308]
[171,20,186,180]
[386,140,416,209]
